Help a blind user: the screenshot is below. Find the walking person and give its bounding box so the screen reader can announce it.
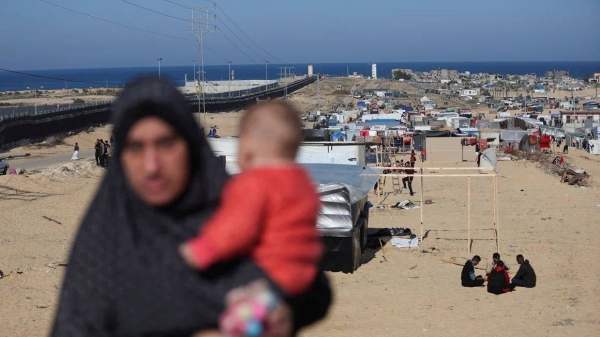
[94,139,101,166]
[99,139,106,167]
[71,142,79,160]
[103,140,111,166]
[402,161,415,196]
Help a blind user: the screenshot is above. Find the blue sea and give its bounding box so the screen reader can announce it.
[1,61,598,92]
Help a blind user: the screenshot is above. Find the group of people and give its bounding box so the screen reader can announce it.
[94,137,112,167]
[461,253,536,295]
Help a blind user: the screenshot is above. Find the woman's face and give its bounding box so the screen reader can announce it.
[120,116,191,207]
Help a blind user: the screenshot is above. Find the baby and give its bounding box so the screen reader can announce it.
[180,100,322,299]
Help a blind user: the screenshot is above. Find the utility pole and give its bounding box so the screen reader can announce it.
[157,58,163,79]
[316,75,320,112]
[193,60,196,81]
[187,6,216,130]
[265,60,269,81]
[228,60,232,98]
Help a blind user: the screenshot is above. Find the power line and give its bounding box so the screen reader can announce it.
[218,24,259,63]
[215,4,283,63]
[216,15,265,62]
[164,0,280,63]
[39,0,192,41]
[121,0,190,22]
[164,0,192,9]
[37,0,227,62]
[0,68,116,85]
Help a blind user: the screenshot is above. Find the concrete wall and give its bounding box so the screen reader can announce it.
[426,137,476,162]
[180,79,278,94]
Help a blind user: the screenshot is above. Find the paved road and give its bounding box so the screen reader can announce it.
[7,150,96,171]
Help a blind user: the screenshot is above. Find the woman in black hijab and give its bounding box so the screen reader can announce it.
[51,77,331,336]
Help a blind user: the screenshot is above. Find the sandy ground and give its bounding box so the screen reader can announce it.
[1,142,599,336]
[1,80,600,336]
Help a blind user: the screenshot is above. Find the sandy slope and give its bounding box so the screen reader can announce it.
[0,148,599,336]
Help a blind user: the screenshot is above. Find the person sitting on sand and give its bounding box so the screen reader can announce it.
[509,254,536,289]
[486,253,510,276]
[461,255,484,287]
[487,260,511,295]
[180,100,323,335]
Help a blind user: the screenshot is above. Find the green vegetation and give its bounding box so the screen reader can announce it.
[583,73,590,83]
[73,98,85,104]
[392,70,412,81]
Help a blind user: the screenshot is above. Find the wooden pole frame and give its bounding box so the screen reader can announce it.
[368,167,499,256]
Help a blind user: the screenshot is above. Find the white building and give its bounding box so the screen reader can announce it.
[371,64,377,79]
[460,88,480,96]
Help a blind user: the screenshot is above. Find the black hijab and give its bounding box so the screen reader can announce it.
[51,78,331,336]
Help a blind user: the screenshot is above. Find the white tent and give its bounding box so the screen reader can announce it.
[420,96,432,104]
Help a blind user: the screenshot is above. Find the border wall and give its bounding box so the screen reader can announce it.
[0,76,316,152]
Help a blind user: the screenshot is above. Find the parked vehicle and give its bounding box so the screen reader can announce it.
[0,159,9,175]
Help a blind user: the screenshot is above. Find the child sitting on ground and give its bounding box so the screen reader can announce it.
[180,100,322,335]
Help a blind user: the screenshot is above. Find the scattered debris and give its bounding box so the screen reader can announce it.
[36,305,49,309]
[390,200,420,209]
[46,262,68,268]
[553,319,575,326]
[42,216,62,225]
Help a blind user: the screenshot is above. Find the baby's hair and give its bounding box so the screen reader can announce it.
[240,100,303,159]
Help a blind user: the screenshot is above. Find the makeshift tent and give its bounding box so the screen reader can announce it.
[518,134,539,153]
[331,132,346,141]
[479,148,497,170]
[304,164,379,273]
[588,140,600,155]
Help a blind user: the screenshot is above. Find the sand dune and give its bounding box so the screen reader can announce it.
[1,147,599,336]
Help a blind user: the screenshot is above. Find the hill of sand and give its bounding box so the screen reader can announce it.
[1,146,599,336]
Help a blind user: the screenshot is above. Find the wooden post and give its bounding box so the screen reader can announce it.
[492,174,498,246]
[467,177,471,255]
[495,175,500,254]
[420,167,424,242]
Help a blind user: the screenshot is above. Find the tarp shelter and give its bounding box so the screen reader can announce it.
[426,137,476,162]
[305,164,379,273]
[420,96,433,105]
[539,125,566,138]
[479,148,497,170]
[331,132,347,141]
[588,140,600,155]
[519,134,539,153]
[208,138,368,174]
[500,129,529,145]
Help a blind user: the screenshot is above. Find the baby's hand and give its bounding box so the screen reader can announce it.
[179,243,197,268]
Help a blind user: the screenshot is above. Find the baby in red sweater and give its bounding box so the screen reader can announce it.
[180,100,322,297]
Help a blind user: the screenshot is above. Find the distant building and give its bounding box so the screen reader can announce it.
[460,88,480,96]
[594,73,600,82]
[371,64,377,79]
[546,70,569,82]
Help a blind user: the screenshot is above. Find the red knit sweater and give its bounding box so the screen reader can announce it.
[187,165,322,296]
